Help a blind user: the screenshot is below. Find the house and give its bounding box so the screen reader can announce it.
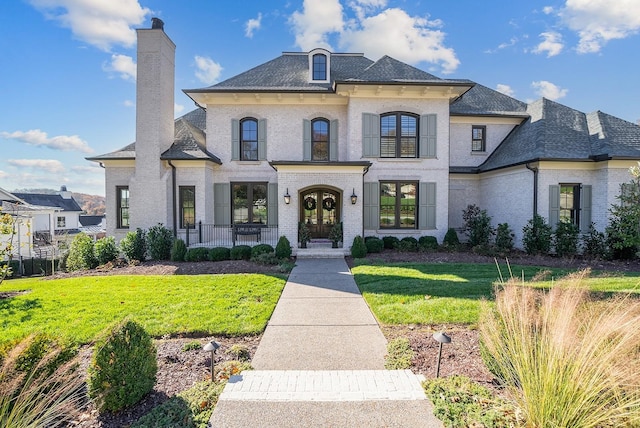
[1,188,36,258]
[79,215,106,240]
[88,19,640,252]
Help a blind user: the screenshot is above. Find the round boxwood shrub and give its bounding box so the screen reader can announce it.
[208,247,230,262]
[66,232,98,271]
[397,237,418,252]
[170,239,187,262]
[351,235,367,258]
[251,244,274,259]
[94,236,118,265]
[146,224,173,261]
[88,319,157,413]
[365,236,384,253]
[185,247,209,262]
[275,236,292,259]
[418,236,438,251]
[230,245,252,260]
[382,236,400,250]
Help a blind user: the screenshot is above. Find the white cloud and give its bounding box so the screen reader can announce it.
[531,80,568,100]
[123,100,134,107]
[1,129,93,154]
[290,0,344,50]
[559,0,640,53]
[0,170,7,179]
[28,0,151,51]
[245,13,262,38]
[194,56,223,85]
[104,54,136,80]
[496,84,515,97]
[174,103,185,114]
[542,6,555,14]
[533,31,564,57]
[341,8,459,73]
[8,159,66,174]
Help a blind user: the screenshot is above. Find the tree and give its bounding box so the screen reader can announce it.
[606,163,640,259]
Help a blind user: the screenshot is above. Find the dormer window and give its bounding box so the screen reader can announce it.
[308,48,330,83]
[312,54,326,80]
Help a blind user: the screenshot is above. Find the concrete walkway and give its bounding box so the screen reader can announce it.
[209,258,442,427]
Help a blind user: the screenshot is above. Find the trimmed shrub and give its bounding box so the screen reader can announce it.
[418,236,438,251]
[365,236,384,253]
[554,221,580,257]
[230,245,252,260]
[120,228,147,262]
[251,253,280,265]
[582,223,608,259]
[494,223,515,255]
[382,236,400,250]
[208,247,230,262]
[384,338,414,370]
[275,236,292,259]
[251,244,274,258]
[146,224,173,261]
[66,233,98,271]
[185,247,209,262]
[171,239,187,262]
[442,228,460,249]
[351,235,367,258]
[462,204,495,247]
[522,214,552,255]
[397,237,418,252]
[88,319,157,413]
[94,236,118,265]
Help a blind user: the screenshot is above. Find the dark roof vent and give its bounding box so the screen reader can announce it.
[151,17,164,30]
[60,185,67,192]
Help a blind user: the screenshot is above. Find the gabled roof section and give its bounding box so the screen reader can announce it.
[588,111,640,159]
[450,83,528,117]
[13,193,83,212]
[346,55,442,83]
[86,142,136,161]
[160,117,221,163]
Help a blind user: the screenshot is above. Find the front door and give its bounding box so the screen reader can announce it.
[300,188,340,239]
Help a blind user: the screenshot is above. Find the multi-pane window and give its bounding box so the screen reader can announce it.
[312,53,327,80]
[380,113,418,158]
[312,118,329,161]
[560,184,580,225]
[116,186,129,229]
[240,118,258,161]
[179,186,195,228]
[379,181,417,228]
[232,183,268,224]
[472,125,486,152]
[56,216,66,228]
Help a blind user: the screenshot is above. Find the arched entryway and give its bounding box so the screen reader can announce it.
[300,188,340,239]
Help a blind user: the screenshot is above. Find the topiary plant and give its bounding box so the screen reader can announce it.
[365,236,384,253]
[94,236,118,265]
[185,247,209,262]
[298,222,311,248]
[230,245,252,260]
[382,236,400,250]
[443,228,460,250]
[170,239,187,262]
[88,319,157,413]
[275,236,292,259]
[418,236,438,251]
[397,237,418,252]
[351,235,367,258]
[66,232,98,271]
[208,247,230,262]
[120,228,147,262]
[146,224,173,261]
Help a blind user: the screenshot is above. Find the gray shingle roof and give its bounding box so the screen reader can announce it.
[12,193,83,212]
[450,83,528,117]
[160,117,221,163]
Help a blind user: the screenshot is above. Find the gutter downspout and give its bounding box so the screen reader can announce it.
[168,160,177,237]
[526,163,538,217]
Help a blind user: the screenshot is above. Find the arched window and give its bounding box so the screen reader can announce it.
[240,118,258,160]
[312,54,327,81]
[311,118,329,161]
[380,112,418,158]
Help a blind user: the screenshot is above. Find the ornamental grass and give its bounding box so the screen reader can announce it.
[480,270,640,428]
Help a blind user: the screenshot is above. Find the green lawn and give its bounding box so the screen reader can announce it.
[352,261,640,325]
[0,274,286,346]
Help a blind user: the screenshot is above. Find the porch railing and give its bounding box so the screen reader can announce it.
[177,222,279,248]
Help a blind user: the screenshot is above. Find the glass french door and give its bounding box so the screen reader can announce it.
[300,188,340,239]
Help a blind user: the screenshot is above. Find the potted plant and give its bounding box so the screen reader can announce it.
[298,222,311,248]
[329,222,343,248]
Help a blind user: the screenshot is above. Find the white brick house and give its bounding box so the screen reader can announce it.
[88,19,640,251]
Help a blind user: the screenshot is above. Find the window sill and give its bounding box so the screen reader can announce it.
[470,151,487,155]
[233,160,263,165]
[376,158,430,162]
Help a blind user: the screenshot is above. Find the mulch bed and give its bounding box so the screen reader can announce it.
[49,250,640,426]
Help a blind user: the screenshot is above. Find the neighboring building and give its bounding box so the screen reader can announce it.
[88,19,640,251]
[79,215,106,240]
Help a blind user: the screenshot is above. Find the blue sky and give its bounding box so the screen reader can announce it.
[1,0,639,196]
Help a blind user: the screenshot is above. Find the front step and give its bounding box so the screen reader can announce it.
[295,247,346,258]
[219,370,427,401]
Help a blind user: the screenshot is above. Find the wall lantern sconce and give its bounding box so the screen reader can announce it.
[432,332,451,378]
[284,188,291,205]
[203,340,221,380]
[350,189,357,205]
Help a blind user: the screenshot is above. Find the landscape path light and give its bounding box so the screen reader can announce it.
[432,332,451,378]
[203,340,221,380]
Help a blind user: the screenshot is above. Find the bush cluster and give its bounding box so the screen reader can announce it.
[462,204,495,247]
[88,319,157,413]
[364,236,384,253]
[94,236,118,265]
[66,233,98,271]
[185,247,209,262]
[382,236,400,250]
[120,228,147,262]
[208,247,230,262]
[275,236,292,259]
[443,228,460,250]
[350,235,367,258]
[230,245,252,260]
[397,237,418,252]
[147,224,173,261]
[522,214,552,255]
[171,239,187,262]
[418,236,438,251]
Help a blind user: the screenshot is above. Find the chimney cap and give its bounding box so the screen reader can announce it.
[60,185,68,192]
[151,17,164,30]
